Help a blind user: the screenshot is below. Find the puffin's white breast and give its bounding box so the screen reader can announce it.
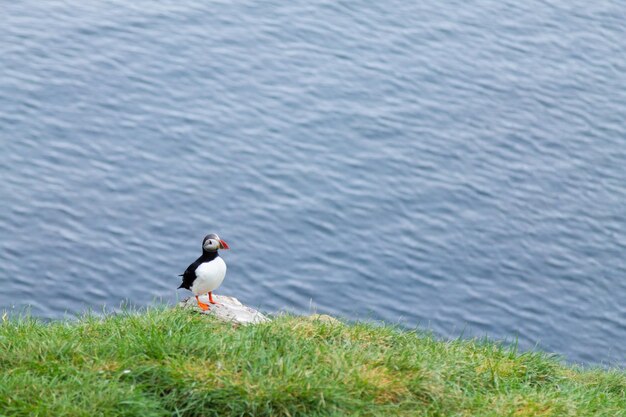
[191,257,227,295]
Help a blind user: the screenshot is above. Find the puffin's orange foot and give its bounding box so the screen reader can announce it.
[208,292,220,305]
[196,296,210,311]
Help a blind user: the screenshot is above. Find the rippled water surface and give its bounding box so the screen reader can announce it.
[1,0,625,366]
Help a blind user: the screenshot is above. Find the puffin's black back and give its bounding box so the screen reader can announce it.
[178,251,219,290]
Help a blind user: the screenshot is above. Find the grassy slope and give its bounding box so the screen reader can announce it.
[0,308,624,417]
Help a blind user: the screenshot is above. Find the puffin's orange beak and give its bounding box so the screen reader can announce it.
[219,239,230,250]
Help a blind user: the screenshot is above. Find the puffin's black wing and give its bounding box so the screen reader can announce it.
[178,256,203,290]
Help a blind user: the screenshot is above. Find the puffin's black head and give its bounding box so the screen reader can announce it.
[202,233,230,252]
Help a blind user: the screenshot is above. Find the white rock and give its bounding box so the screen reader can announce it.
[178,294,270,325]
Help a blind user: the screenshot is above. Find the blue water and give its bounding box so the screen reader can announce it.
[1,0,625,367]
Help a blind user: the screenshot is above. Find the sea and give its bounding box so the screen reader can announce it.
[1,0,625,366]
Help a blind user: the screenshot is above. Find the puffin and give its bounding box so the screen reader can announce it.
[178,233,230,311]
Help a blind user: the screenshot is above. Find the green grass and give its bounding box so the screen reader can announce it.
[0,308,624,417]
